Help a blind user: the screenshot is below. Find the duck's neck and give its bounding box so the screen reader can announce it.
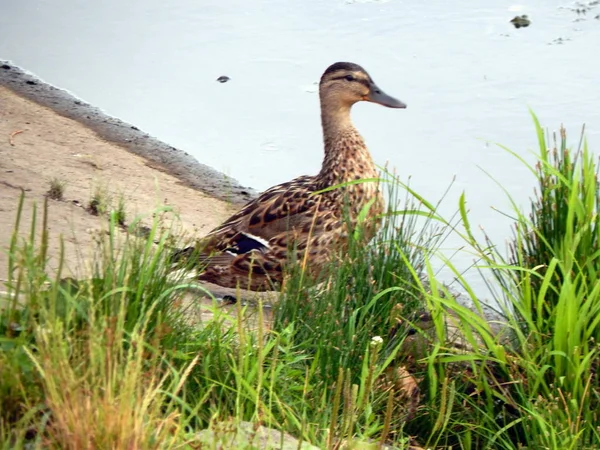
[318,101,376,187]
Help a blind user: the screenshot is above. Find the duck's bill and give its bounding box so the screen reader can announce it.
[367,84,407,108]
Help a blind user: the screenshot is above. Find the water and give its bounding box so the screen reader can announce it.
[1,0,599,301]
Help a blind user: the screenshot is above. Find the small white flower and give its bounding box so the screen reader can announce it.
[370,336,383,346]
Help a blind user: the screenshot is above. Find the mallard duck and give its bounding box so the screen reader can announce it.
[175,62,406,291]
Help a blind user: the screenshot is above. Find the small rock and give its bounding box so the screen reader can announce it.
[510,14,531,28]
[1,64,11,70]
[216,75,230,83]
[25,80,37,85]
[195,421,319,449]
[221,294,237,304]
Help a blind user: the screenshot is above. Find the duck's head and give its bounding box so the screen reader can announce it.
[319,62,406,109]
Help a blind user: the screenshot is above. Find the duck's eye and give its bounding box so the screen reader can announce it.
[344,75,355,82]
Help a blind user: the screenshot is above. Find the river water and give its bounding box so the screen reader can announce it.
[1,0,599,303]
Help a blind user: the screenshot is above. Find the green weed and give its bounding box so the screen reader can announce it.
[46,178,66,201]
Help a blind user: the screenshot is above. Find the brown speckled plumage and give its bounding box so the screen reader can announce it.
[175,62,406,290]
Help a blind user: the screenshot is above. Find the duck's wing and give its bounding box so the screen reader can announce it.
[170,175,328,287]
[202,175,326,252]
[171,175,348,290]
[173,175,329,262]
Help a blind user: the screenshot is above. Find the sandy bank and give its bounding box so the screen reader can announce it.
[0,62,255,284]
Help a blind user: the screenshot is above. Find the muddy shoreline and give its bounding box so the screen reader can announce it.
[0,60,257,205]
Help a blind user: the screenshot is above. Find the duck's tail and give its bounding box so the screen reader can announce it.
[167,245,205,284]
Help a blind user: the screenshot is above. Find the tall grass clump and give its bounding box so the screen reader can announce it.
[413,113,600,449]
[0,195,201,448]
[510,118,600,330]
[499,115,600,447]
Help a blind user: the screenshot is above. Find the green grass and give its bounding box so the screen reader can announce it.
[46,178,66,201]
[88,183,112,216]
[410,112,600,449]
[1,112,600,449]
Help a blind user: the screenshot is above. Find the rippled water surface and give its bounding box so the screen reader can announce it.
[1,0,599,299]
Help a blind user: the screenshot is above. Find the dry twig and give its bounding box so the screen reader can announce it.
[9,129,25,146]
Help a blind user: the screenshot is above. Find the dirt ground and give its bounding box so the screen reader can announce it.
[0,86,239,287]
